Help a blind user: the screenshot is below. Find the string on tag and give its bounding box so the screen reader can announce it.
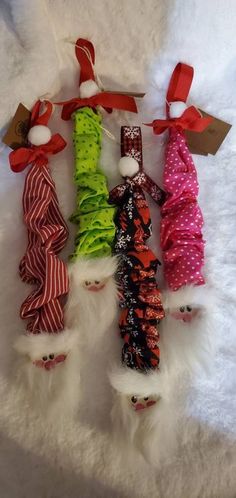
[100,125,118,143]
[100,124,165,148]
[38,92,54,104]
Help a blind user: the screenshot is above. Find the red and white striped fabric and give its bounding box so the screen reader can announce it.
[10,101,80,413]
[19,162,69,333]
[9,100,70,335]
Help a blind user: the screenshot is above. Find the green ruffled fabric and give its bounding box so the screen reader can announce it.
[70,106,116,260]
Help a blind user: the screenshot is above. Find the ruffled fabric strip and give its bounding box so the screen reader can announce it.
[160,129,205,291]
[110,181,164,371]
[20,163,69,333]
[70,106,116,259]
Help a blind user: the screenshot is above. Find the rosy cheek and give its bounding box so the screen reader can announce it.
[170,311,185,320]
[33,359,45,368]
[55,354,67,364]
[146,400,157,408]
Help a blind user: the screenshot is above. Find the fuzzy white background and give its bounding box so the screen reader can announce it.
[0,0,236,497]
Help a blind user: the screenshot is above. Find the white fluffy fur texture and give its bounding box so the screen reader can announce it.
[161,285,216,374]
[27,125,52,146]
[169,101,188,118]
[1,1,236,496]
[79,79,100,98]
[65,256,118,340]
[110,366,163,397]
[118,156,140,178]
[14,329,80,418]
[14,329,77,359]
[109,365,180,463]
[109,285,216,458]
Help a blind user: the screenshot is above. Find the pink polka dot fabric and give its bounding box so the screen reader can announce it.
[160,128,205,291]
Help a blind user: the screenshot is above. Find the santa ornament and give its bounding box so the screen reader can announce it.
[109,126,169,449]
[58,39,138,340]
[10,100,78,413]
[147,63,214,371]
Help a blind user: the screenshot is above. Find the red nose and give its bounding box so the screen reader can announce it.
[87,284,105,292]
[135,403,146,411]
[44,360,54,371]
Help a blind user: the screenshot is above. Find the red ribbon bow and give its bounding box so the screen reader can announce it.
[9,134,66,173]
[9,100,66,173]
[57,92,137,121]
[145,106,212,135]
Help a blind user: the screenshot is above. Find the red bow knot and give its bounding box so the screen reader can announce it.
[57,92,137,121]
[146,106,212,135]
[9,134,66,173]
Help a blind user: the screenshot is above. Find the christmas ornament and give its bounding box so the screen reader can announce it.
[58,39,138,340]
[109,126,168,449]
[147,63,214,371]
[10,100,79,413]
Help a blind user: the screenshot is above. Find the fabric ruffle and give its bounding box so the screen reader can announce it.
[160,129,205,291]
[110,182,164,371]
[70,106,116,260]
[20,164,69,333]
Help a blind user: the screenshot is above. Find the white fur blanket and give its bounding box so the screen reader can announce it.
[0,0,236,496]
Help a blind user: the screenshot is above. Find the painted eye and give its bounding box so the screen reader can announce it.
[95,280,100,284]
[144,396,149,401]
[187,306,192,312]
[42,356,48,361]
[49,354,54,360]
[180,306,185,312]
[85,281,91,286]
[131,396,137,404]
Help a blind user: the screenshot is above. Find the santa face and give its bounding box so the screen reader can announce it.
[33,353,67,371]
[82,278,108,292]
[170,305,198,323]
[129,394,158,411]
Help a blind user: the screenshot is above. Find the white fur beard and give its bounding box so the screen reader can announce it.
[65,256,118,341]
[14,329,80,419]
[161,284,216,374]
[109,366,179,464]
[108,284,216,462]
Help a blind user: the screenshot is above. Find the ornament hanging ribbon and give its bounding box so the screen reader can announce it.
[9,100,66,172]
[75,38,95,85]
[145,106,212,135]
[30,100,53,126]
[57,38,137,120]
[110,126,166,206]
[166,62,194,107]
[145,63,212,134]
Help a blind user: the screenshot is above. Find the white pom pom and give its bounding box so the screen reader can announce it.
[80,79,100,99]
[28,125,52,146]
[169,101,188,119]
[118,156,140,178]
